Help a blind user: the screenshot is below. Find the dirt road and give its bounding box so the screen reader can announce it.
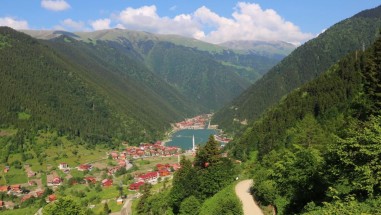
[235,179,263,215]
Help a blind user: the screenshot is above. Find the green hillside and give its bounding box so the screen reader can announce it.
[0,27,196,146]
[213,5,381,132]
[23,29,285,110]
[219,40,296,58]
[228,34,381,214]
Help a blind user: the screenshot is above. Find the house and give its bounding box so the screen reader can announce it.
[118,160,126,167]
[84,176,97,184]
[58,163,69,170]
[0,186,10,192]
[129,181,144,190]
[78,164,92,171]
[170,163,181,171]
[159,169,171,177]
[35,190,45,198]
[0,201,4,208]
[116,197,123,205]
[3,166,9,173]
[28,180,37,186]
[21,195,33,203]
[48,194,57,202]
[101,179,113,187]
[110,152,119,160]
[138,172,159,184]
[10,185,21,193]
[47,175,62,186]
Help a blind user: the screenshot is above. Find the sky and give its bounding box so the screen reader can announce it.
[0,0,379,44]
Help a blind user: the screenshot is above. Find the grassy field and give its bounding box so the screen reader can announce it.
[2,167,28,185]
[1,207,39,215]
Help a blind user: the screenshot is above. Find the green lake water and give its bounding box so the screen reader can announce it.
[166,129,217,150]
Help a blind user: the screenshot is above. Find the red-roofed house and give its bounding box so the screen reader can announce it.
[118,160,126,167]
[35,190,45,198]
[138,172,159,184]
[159,169,170,177]
[10,185,21,193]
[171,163,181,171]
[21,195,33,203]
[129,181,145,191]
[0,186,10,193]
[102,179,113,187]
[84,177,97,184]
[0,201,4,208]
[110,152,119,160]
[48,194,57,202]
[78,164,92,171]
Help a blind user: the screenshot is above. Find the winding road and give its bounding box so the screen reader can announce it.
[235,179,263,215]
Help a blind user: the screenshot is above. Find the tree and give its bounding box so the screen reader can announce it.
[194,135,220,168]
[136,183,152,214]
[103,202,110,215]
[326,116,381,198]
[43,196,86,215]
[179,196,201,215]
[169,156,198,213]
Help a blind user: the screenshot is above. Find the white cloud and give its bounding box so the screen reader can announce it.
[91,18,111,30]
[169,5,177,11]
[41,0,70,11]
[0,17,29,29]
[113,2,313,44]
[117,5,204,39]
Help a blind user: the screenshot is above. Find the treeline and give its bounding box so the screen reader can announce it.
[228,36,381,214]
[213,5,381,133]
[136,136,241,215]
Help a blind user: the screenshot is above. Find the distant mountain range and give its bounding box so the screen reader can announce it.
[23,28,288,111]
[212,4,381,132]
[0,26,292,144]
[219,40,296,58]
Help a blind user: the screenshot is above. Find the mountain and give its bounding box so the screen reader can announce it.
[219,40,296,59]
[230,33,381,214]
[23,29,284,110]
[0,27,197,145]
[213,5,381,131]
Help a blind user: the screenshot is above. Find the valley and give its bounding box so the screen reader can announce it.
[1,2,381,215]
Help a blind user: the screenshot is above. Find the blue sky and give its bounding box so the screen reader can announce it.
[0,1,379,44]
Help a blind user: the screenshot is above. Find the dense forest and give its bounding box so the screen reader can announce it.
[226,34,381,214]
[135,136,242,215]
[213,5,381,133]
[0,27,198,149]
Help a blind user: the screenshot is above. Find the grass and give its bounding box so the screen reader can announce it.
[1,207,39,215]
[17,112,31,120]
[199,182,243,215]
[3,168,28,185]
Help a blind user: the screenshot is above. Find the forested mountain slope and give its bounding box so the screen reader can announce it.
[24,29,284,110]
[229,34,381,214]
[213,5,381,131]
[219,40,296,59]
[0,27,196,145]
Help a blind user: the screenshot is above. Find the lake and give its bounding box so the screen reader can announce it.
[165,129,217,150]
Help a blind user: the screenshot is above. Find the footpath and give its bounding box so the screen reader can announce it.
[235,179,263,215]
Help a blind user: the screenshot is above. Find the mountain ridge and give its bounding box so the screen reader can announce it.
[212,4,381,132]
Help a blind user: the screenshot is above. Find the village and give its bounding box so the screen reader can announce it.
[0,140,185,214]
[0,114,231,214]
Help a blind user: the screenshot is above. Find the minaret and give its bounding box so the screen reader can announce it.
[192,135,195,152]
